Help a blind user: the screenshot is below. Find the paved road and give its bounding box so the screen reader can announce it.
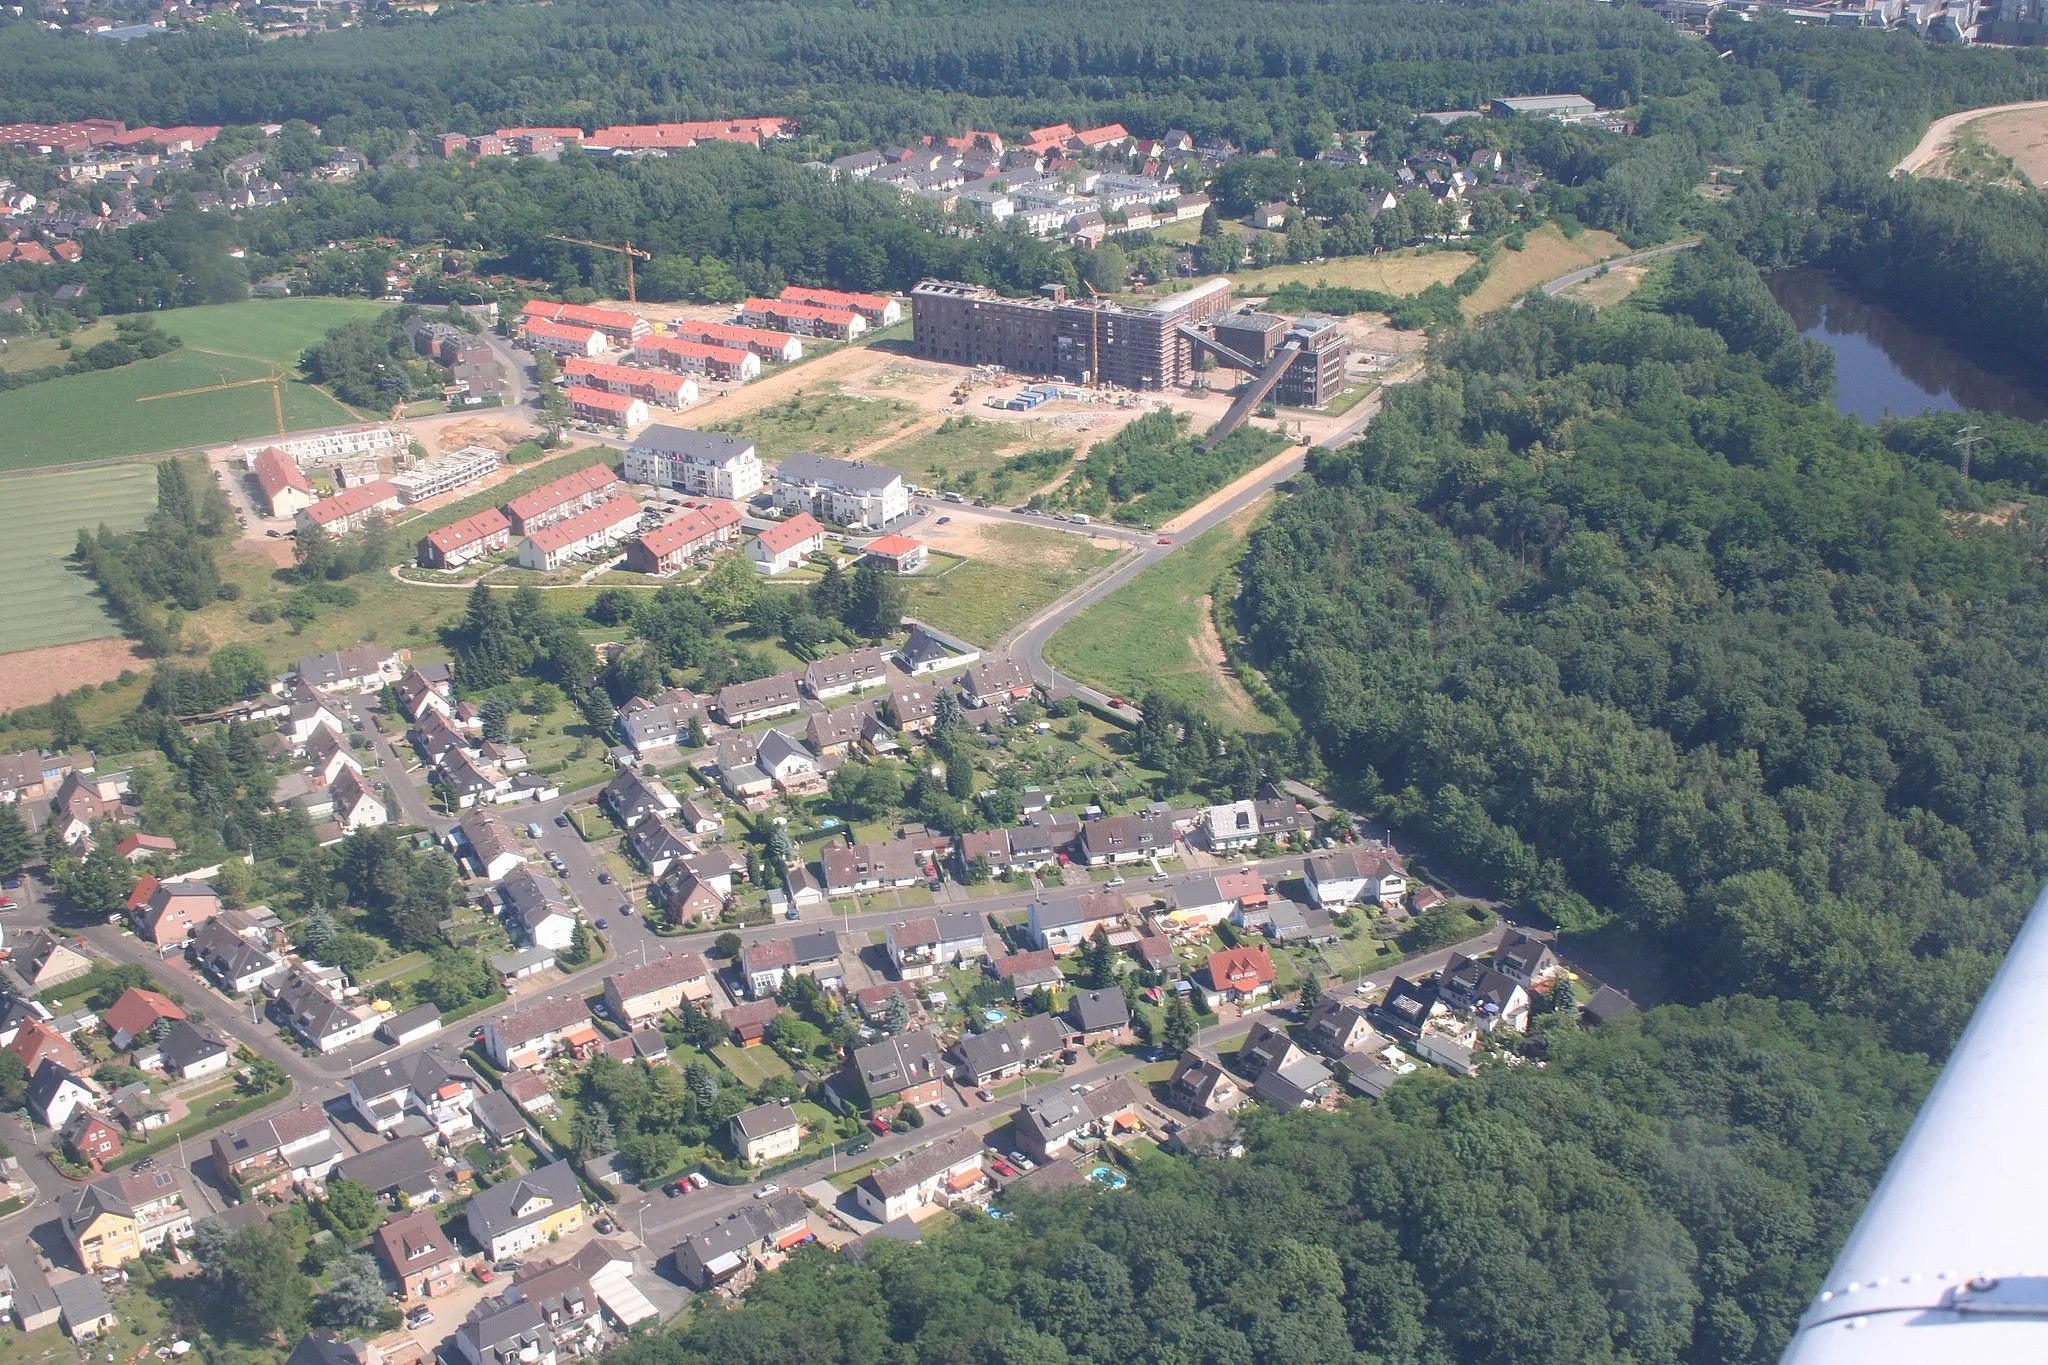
[1003,446,1308,710]
[632,924,1503,1258]
[1539,239,1700,299]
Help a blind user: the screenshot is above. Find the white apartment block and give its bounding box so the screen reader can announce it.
[390,445,503,505]
[772,452,908,532]
[624,425,764,500]
[275,427,401,466]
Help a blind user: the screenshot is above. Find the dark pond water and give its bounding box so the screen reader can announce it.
[1766,267,2048,424]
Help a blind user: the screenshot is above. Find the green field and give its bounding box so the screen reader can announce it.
[1045,506,1280,731]
[868,415,1055,484]
[0,298,390,472]
[0,464,158,648]
[151,297,394,366]
[0,350,359,471]
[906,523,1118,645]
[715,383,922,462]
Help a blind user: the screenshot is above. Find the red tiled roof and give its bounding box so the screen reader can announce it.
[521,317,603,345]
[565,385,642,415]
[302,480,397,526]
[1206,945,1274,992]
[752,513,824,556]
[862,533,923,558]
[523,496,639,553]
[253,446,310,501]
[502,464,618,521]
[425,508,511,554]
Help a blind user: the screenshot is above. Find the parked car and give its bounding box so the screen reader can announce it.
[977,1088,995,1103]
[991,1159,1018,1177]
[870,1116,890,1134]
[665,1182,689,1198]
[596,918,609,929]
[0,896,15,909]
[937,515,951,525]
[406,1307,435,1328]
[932,1101,951,1117]
[688,1172,710,1190]
[754,1184,780,1199]
[1104,876,1124,888]
[1149,871,1170,883]
[554,814,569,827]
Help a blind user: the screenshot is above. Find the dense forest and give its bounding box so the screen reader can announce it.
[611,999,1929,1365]
[1241,247,2048,1058]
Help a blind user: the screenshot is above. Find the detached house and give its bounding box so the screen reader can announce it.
[1199,945,1276,1007]
[190,912,284,995]
[601,953,712,1028]
[1492,927,1561,989]
[834,1029,947,1112]
[1304,847,1407,909]
[60,1169,192,1271]
[953,1015,1064,1087]
[745,513,826,576]
[376,1209,463,1302]
[613,689,704,754]
[1025,891,1123,952]
[465,1161,584,1262]
[480,997,594,1071]
[729,1099,801,1165]
[1076,811,1175,866]
[601,768,680,829]
[27,1060,97,1128]
[715,673,803,726]
[853,1131,984,1223]
[211,1103,344,1197]
[133,881,221,947]
[13,930,91,991]
[959,657,1035,709]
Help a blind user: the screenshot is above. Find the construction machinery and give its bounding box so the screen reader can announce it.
[544,235,653,303]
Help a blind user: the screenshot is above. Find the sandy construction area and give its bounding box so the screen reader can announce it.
[915,509,1124,561]
[0,638,149,712]
[1973,107,2048,183]
[1896,100,2048,177]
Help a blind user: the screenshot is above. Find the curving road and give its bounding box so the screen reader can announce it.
[1539,239,1700,299]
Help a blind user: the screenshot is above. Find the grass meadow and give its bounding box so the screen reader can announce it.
[0,298,391,472]
[0,464,158,648]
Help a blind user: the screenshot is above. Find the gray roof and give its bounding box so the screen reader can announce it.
[731,1100,800,1141]
[630,425,755,465]
[955,1014,1064,1080]
[847,1029,944,1099]
[862,1130,982,1199]
[466,1160,579,1239]
[156,1020,226,1071]
[334,1135,445,1198]
[472,1089,526,1139]
[776,451,901,493]
[1066,989,1130,1034]
[52,1274,112,1325]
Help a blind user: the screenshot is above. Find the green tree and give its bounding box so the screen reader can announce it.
[321,1254,387,1328]
[479,695,513,744]
[0,803,31,882]
[0,1052,27,1109]
[571,1100,615,1157]
[714,931,743,961]
[220,1220,313,1343]
[1297,971,1323,1011]
[1162,996,1197,1054]
[697,552,759,622]
[321,1178,382,1240]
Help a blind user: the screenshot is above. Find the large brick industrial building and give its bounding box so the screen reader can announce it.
[909,277,1234,391]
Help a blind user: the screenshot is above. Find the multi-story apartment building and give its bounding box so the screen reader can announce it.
[623,425,763,500]
[771,453,907,531]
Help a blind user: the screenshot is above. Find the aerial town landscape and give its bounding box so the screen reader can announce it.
[0,0,2046,1360]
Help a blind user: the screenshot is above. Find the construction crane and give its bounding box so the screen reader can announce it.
[1077,278,1100,385]
[545,235,653,303]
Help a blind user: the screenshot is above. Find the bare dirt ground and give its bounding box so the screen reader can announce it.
[1896,100,2048,177]
[433,418,529,453]
[1973,107,2048,183]
[0,638,149,710]
[1559,264,1648,310]
[914,511,1124,561]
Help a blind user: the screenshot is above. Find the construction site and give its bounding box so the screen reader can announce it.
[908,278,1353,441]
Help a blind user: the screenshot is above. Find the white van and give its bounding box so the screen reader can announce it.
[1070,513,1091,525]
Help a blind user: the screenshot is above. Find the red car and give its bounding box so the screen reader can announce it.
[992,1159,1019,1177]
[1109,697,1125,709]
[870,1116,890,1134]
[0,897,14,909]
[1157,536,1172,545]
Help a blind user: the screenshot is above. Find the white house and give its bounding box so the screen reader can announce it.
[745,513,827,575]
[1304,847,1407,908]
[622,426,764,500]
[772,452,908,531]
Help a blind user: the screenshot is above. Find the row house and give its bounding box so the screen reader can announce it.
[620,500,742,575]
[1076,810,1177,866]
[960,656,1035,709]
[60,1170,193,1272]
[672,319,803,363]
[564,357,698,408]
[1303,846,1407,909]
[776,285,902,327]
[388,445,501,505]
[565,386,649,429]
[296,481,400,538]
[714,672,803,726]
[515,496,640,570]
[952,1014,1063,1088]
[623,425,764,499]
[295,645,404,694]
[852,1131,985,1224]
[345,1052,478,1141]
[820,839,926,898]
[801,646,887,699]
[519,317,605,358]
[520,299,650,348]
[632,335,759,384]
[738,298,865,341]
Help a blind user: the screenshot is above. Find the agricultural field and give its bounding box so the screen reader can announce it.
[0,297,389,472]
[0,464,157,649]
[1045,501,1280,731]
[1460,222,1627,317]
[715,382,922,463]
[0,350,357,471]
[153,297,393,366]
[1230,247,1471,297]
[0,318,119,374]
[907,520,1119,645]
